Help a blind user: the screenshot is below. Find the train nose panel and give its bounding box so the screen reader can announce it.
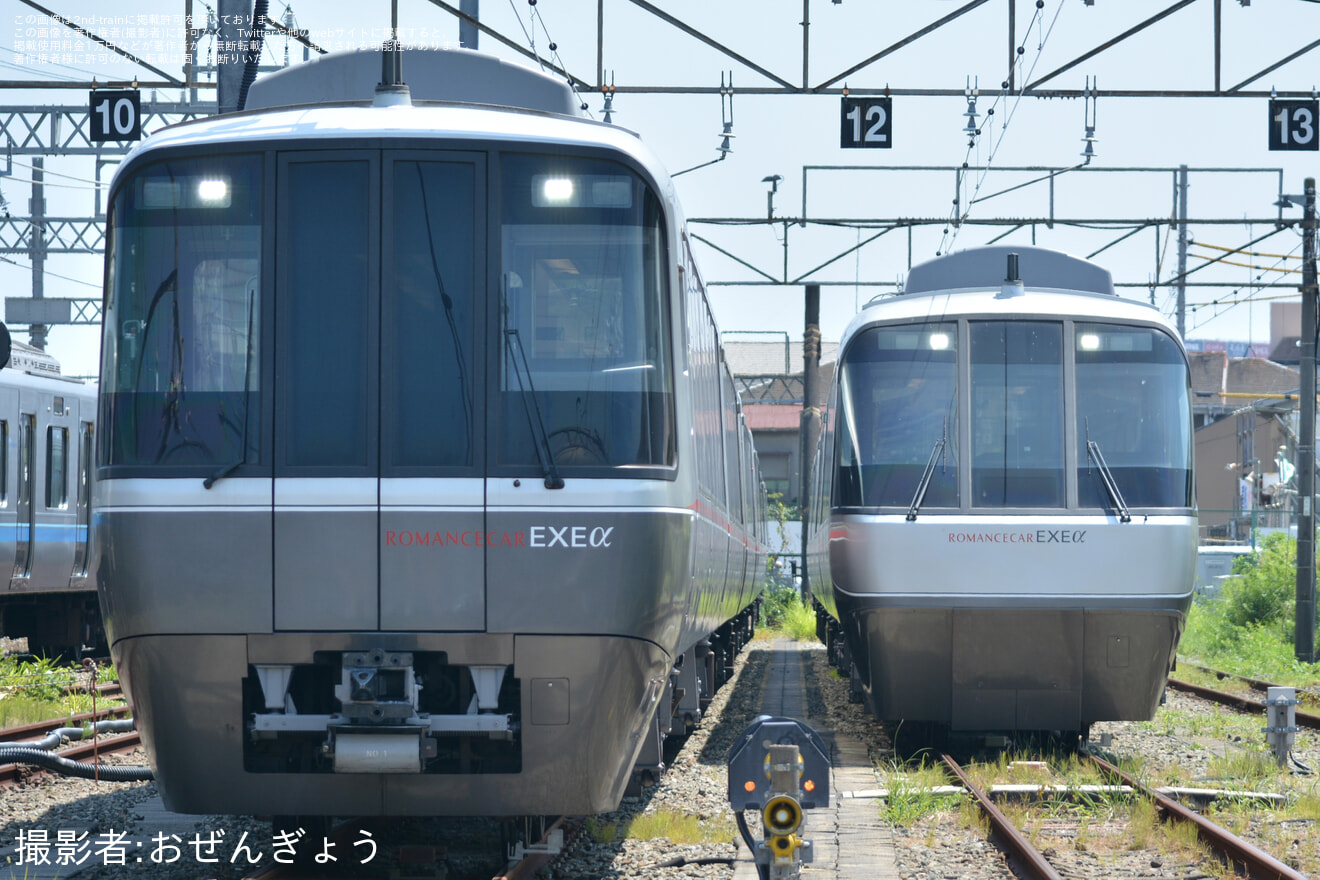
[274,478,486,632]
[379,478,485,631]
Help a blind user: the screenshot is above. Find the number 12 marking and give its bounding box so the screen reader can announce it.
[845,104,888,144]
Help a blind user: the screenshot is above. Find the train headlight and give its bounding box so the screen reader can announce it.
[1079,333,1101,350]
[928,332,950,350]
[196,179,230,205]
[540,177,574,204]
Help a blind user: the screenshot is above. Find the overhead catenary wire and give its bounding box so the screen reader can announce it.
[514,0,593,117]
[940,0,1068,255]
[1186,235,1306,332]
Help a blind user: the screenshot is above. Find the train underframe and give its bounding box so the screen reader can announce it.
[1,591,105,659]
[113,602,759,817]
[816,597,1185,738]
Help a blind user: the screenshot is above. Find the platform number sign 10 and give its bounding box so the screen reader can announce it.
[1269,99,1319,151]
[841,97,892,149]
[89,89,142,142]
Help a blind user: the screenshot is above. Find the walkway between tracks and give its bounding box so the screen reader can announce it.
[733,639,898,880]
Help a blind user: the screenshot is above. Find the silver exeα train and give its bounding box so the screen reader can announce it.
[94,48,767,817]
[806,246,1196,740]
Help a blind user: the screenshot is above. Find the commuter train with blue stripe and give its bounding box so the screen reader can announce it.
[0,339,98,657]
[806,247,1196,742]
[93,46,768,817]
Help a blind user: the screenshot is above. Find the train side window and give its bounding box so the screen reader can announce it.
[47,426,69,510]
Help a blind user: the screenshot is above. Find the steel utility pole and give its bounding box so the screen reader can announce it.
[1298,176,1317,664]
[28,158,46,350]
[1176,164,1189,338]
[460,0,479,48]
[799,283,822,600]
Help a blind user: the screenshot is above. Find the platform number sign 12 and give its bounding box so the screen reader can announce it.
[841,97,892,149]
[89,89,142,142]
[1269,99,1318,151]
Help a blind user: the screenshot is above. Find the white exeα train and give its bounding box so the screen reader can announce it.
[94,47,767,817]
[806,246,1196,742]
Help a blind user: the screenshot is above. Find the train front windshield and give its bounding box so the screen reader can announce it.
[498,155,673,470]
[100,156,262,470]
[100,150,674,478]
[834,319,1191,511]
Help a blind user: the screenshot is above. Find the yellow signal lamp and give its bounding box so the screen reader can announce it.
[763,795,803,835]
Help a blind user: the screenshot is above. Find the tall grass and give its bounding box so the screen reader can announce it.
[760,586,819,642]
[1180,533,1320,685]
[0,655,121,729]
[623,808,735,845]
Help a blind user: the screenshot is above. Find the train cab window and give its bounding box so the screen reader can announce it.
[970,322,1065,508]
[278,158,373,470]
[385,158,477,469]
[834,322,958,509]
[100,155,262,472]
[46,426,68,509]
[497,154,674,472]
[1075,324,1192,509]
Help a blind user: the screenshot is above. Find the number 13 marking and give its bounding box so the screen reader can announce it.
[1277,106,1315,145]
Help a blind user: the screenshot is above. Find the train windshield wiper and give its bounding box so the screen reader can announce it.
[906,429,947,522]
[1086,433,1131,523]
[503,320,565,490]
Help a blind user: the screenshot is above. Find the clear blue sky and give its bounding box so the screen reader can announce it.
[4,0,1320,376]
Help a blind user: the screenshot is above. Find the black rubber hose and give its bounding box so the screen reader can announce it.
[0,719,138,751]
[0,747,154,781]
[235,0,269,112]
[735,812,769,880]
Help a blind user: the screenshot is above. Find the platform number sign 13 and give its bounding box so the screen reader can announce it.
[841,97,892,149]
[89,89,141,142]
[1269,99,1318,151]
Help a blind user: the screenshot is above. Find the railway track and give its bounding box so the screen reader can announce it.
[1177,660,1320,703]
[940,749,1309,880]
[0,708,141,786]
[1166,674,1320,730]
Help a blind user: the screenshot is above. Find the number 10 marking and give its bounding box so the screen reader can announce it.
[93,97,136,138]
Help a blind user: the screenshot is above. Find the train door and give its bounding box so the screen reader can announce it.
[71,418,93,582]
[11,411,35,584]
[272,150,486,632]
[33,398,75,586]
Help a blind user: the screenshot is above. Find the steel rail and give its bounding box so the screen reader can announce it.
[0,704,131,744]
[1086,752,1308,880]
[1178,660,1320,703]
[0,731,141,785]
[939,754,1063,880]
[1166,677,1320,730]
[494,816,577,880]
